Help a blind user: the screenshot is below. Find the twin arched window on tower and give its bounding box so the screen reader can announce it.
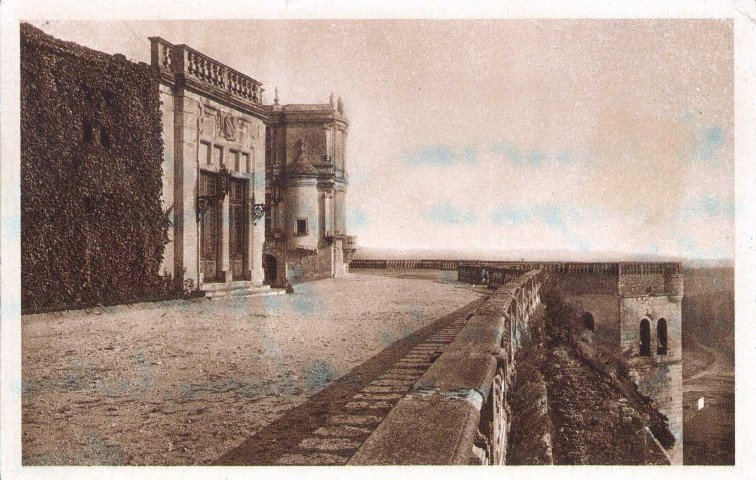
[639,317,668,357]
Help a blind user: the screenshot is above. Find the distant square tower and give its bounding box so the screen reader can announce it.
[618,263,684,464]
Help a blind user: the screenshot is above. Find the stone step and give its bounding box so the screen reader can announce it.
[203,284,285,299]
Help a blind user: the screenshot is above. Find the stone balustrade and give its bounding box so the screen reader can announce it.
[619,263,681,275]
[348,270,543,465]
[149,36,262,108]
[350,259,681,275]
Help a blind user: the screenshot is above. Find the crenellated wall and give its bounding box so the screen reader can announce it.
[349,270,543,465]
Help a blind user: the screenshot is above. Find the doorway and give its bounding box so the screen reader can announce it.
[229,178,248,280]
[263,254,278,285]
[200,171,221,283]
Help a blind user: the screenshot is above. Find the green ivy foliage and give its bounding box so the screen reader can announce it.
[21,24,170,312]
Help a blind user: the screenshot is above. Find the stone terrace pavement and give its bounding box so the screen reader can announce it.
[23,269,486,465]
[219,291,486,465]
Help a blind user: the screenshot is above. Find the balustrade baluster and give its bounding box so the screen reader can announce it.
[170,47,261,104]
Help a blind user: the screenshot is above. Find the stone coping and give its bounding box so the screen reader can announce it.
[348,270,541,465]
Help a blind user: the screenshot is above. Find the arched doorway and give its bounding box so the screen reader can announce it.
[640,318,651,356]
[657,318,668,355]
[582,312,595,331]
[263,254,277,285]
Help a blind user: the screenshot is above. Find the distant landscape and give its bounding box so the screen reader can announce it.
[681,267,734,465]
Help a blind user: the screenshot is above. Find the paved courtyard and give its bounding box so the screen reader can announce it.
[22,270,485,465]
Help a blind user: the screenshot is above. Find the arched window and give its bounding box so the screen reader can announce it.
[657,318,668,355]
[582,312,595,331]
[640,319,651,356]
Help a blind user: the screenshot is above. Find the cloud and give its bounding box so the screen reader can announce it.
[489,141,591,168]
[679,194,734,219]
[693,125,726,166]
[347,206,369,231]
[405,144,477,166]
[422,200,478,225]
[489,203,569,233]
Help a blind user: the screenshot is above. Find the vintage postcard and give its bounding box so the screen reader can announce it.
[1,1,754,479]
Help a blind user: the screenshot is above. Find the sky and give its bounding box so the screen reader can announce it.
[28,19,734,260]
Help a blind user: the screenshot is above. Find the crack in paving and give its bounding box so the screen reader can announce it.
[216,297,487,465]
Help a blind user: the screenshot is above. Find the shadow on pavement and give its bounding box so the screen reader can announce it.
[216,296,487,465]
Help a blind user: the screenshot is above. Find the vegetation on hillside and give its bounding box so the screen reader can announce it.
[540,276,676,450]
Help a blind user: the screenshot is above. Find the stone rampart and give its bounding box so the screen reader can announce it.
[348,270,542,465]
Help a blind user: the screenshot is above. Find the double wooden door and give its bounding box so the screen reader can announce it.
[229,178,248,280]
[200,172,248,283]
[200,172,221,283]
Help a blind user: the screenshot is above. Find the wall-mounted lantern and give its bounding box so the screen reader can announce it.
[252,203,265,224]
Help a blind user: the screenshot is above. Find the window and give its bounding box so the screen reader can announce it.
[265,129,273,167]
[100,127,110,147]
[640,318,651,357]
[657,318,668,355]
[83,117,94,144]
[244,151,251,173]
[200,141,211,165]
[296,218,308,236]
[230,149,240,172]
[265,193,272,237]
[213,145,223,167]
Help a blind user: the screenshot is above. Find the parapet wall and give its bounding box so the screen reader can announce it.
[352,259,682,296]
[349,270,543,465]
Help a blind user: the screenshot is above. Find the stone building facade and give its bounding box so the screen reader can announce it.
[617,264,684,464]
[150,38,268,295]
[150,38,355,293]
[262,92,357,284]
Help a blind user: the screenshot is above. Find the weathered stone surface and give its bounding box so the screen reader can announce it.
[343,400,394,411]
[312,425,373,438]
[278,452,349,465]
[370,378,416,387]
[328,414,383,426]
[414,352,497,400]
[351,270,544,465]
[447,314,504,356]
[353,392,404,401]
[362,385,411,394]
[348,393,481,465]
[297,437,362,451]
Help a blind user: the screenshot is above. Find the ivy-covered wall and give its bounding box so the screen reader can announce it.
[21,23,169,312]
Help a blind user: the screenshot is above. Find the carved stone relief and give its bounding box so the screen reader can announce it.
[216,111,237,142]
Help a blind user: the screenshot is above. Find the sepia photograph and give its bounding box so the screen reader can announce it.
[2,1,754,478]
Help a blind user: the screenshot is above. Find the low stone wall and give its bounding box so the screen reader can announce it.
[348,270,542,465]
[352,259,679,275]
[286,247,334,284]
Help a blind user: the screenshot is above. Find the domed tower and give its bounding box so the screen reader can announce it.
[263,93,355,284]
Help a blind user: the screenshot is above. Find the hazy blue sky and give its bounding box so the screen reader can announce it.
[29,19,734,259]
